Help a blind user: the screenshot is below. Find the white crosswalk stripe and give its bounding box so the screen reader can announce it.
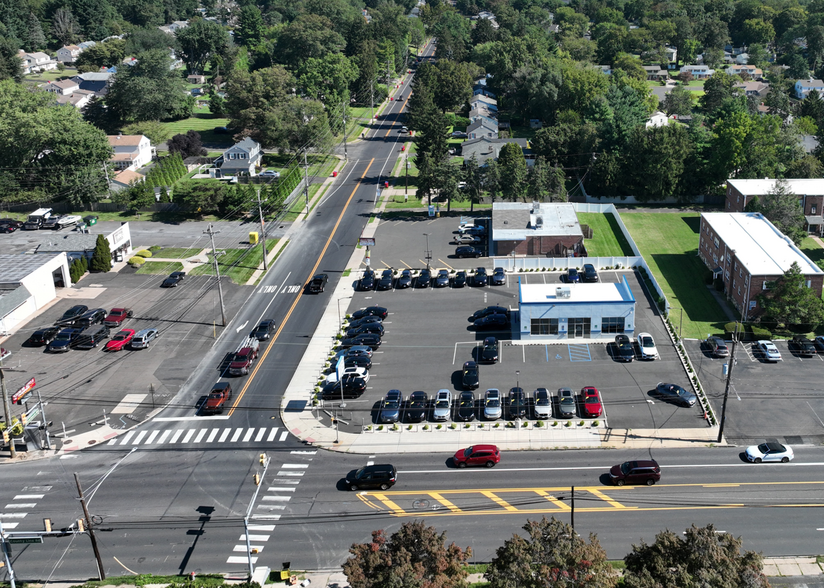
[107,427,291,446]
[0,487,50,536]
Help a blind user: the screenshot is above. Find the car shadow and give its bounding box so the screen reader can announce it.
[369,400,382,424]
[737,452,751,463]
[598,473,614,486]
[446,457,460,469]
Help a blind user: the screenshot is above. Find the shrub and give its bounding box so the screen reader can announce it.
[128,256,146,267]
[592,420,599,426]
[536,421,544,427]
[564,421,571,427]
[751,324,771,339]
[135,249,153,258]
[149,245,162,252]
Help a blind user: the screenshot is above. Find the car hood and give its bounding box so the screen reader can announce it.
[49,339,72,348]
[453,449,467,462]
[609,464,622,477]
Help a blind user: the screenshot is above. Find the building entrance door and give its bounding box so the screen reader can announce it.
[569,318,591,339]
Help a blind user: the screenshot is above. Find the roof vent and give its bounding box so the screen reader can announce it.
[556,287,571,298]
[535,215,543,228]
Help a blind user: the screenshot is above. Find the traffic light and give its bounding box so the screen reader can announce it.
[253,474,260,486]
[21,414,27,425]
[259,453,266,466]
[44,518,52,533]
[77,519,85,532]
[2,431,8,444]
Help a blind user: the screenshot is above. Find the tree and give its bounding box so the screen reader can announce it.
[625,524,769,588]
[51,7,78,46]
[344,521,470,588]
[624,124,692,201]
[0,37,22,83]
[89,234,112,273]
[742,19,775,45]
[757,262,824,328]
[600,84,649,150]
[127,27,179,55]
[176,18,229,75]
[297,53,359,105]
[613,53,646,80]
[663,85,694,116]
[122,120,171,145]
[745,179,807,245]
[208,87,226,116]
[106,49,189,123]
[701,72,743,115]
[486,517,615,588]
[526,157,566,202]
[75,39,126,69]
[167,130,207,157]
[27,13,46,51]
[276,14,346,70]
[472,18,497,45]
[433,60,472,113]
[497,142,528,201]
[235,5,264,48]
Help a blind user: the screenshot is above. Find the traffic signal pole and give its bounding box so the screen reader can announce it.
[0,365,15,459]
[75,473,105,580]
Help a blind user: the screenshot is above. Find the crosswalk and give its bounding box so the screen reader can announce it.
[226,450,316,565]
[0,485,52,530]
[106,427,290,446]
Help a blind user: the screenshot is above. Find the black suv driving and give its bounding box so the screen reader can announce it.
[345,464,397,491]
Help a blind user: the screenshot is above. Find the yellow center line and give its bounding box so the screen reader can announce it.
[480,490,519,511]
[228,159,376,415]
[587,488,634,509]
[535,489,571,510]
[429,492,461,512]
[703,484,741,488]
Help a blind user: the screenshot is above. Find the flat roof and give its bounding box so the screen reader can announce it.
[728,178,824,196]
[702,212,822,275]
[520,281,635,304]
[493,202,582,241]
[0,254,63,284]
[34,234,98,253]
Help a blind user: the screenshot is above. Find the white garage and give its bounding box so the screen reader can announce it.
[0,253,71,335]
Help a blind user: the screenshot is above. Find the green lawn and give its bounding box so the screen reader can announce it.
[160,114,231,145]
[622,212,730,339]
[576,212,635,257]
[135,261,184,275]
[190,240,279,285]
[801,237,824,265]
[152,247,202,259]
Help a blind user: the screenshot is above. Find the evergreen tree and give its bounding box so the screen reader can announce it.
[89,234,112,273]
[80,255,88,272]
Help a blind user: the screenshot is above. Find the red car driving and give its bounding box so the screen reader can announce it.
[453,444,500,468]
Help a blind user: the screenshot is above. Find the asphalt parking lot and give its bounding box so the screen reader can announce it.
[691,337,824,445]
[336,265,705,432]
[2,269,245,446]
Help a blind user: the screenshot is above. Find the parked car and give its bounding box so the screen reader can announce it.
[454,234,482,245]
[433,389,452,421]
[161,271,186,288]
[55,305,88,326]
[456,246,482,258]
[582,264,599,283]
[453,444,500,468]
[745,441,794,463]
[343,355,372,370]
[380,390,402,423]
[473,267,488,286]
[0,218,23,228]
[396,270,412,288]
[814,336,824,353]
[130,328,159,349]
[484,389,502,420]
[340,333,382,348]
[435,269,450,288]
[791,336,816,357]
[508,387,526,419]
[73,308,107,329]
[347,316,382,330]
[105,329,135,352]
[756,340,782,362]
[321,376,366,399]
[707,336,729,357]
[406,391,428,422]
[229,346,259,376]
[480,337,498,363]
[452,271,467,288]
[333,345,373,360]
[451,131,468,138]
[491,267,506,285]
[259,169,281,178]
[253,319,276,340]
[359,269,376,291]
[377,269,394,290]
[47,328,81,352]
[533,388,552,419]
[346,323,385,338]
[0,223,17,233]
[474,314,508,330]
[202,382,233,415]
[557,388,576,418]
[26,326,59,346]
[345,464,397,491]
[73,325,110,349]
[416,269,431,288]
[308,274,328,293]
[567,268,581,283]
[581,386,602,417]
[103,308,133,327]
[471,306,509,321]
[456,391,476,421]
[351,306,388,320]
[462,360,479,390]
[637,332,659,360]
[614,334,634,362]
[654,382,697,407]
[610,460,660,486]
[458,224,486,236]
[325,366,369,385]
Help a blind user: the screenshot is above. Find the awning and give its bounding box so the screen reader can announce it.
[712,267,723,277]
[805,215,822,226]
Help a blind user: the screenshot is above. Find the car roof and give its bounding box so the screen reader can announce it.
[134,328,156,336]
[212,382,231,391]
[764,442,786,451]
[469,444,498,451]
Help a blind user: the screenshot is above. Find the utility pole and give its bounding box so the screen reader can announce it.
[570,486,575,539]
[74,473,105,580]
[204,224,226,326]
[303,150,309,213]
[0,357,15,459]
[37,390,50,450]
[0,518,16,588]
[423,233,431,272]
[370,79,375,126]
[255,187,268,272]
[717,321,739,443]
[405,157,409,196]
[342,99,348,160]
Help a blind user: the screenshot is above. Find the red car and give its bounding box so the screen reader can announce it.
[104,307,133,327]
[228,346,258,375]
[105,329,135,351]
[453,444,500,468]
[582,386,602,418]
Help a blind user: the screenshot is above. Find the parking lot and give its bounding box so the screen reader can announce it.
[335,262,705,431]
[691,337,824,445]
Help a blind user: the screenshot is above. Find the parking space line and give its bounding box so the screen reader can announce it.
[398,259,413,268]
[439,259,454,269]
[480,491,518,511]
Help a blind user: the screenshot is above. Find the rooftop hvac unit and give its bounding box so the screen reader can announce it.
[556,287,571,299]
[535,215,543,228]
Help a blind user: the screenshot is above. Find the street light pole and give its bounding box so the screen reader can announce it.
[423,233,431,272]
[204,224,226,326]
[256,187,268,272]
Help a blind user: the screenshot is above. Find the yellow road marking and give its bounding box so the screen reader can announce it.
[356,494,385,511]
[429,492,461,512]
[481,491,518,511]
[229,159,375,415]
[371,493,405,514]
[535,489,571,510]
[588,488,634,509]
[398,259,413,268]
[703,484,741,488]
[438,259,454,269]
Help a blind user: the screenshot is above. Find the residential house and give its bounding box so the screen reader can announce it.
[20,51,58,74]
[111,169,145,190]
[71,71,114,96]
[461,137,532,167]
[217,137,262,176]
[727,65,763,79]
[187,74,206,84]
[664,46,677,64]
[734,81,770,98]
[467,118,498,140]
[795,78,824,99]
[645,111,669,128]
[643,66,668,81]
[55,89,95,109]
[735,53,750,65]
[159,20,189,34]
[698,212,824,320]
[107,134,153,171]
[473,85,497,98]
[469,94,498,112]
[56,45,82,64]
[725,178,824,235]
[680,64,714,79]
[469,108,497,126]
[45,79,80,96]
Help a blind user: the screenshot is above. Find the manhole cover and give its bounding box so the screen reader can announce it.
[412,499,430,509]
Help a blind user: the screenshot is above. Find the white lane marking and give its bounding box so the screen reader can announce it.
[235,321,248,333]
[398,461,824,474]
[145,431,160,444]
[255,429,265,442]
[206,429,219,442]
[219,428,231,442]
[291,450,317,455]
[4,504,35,509]
[234,544,264,552]
[247,524,276,531]
[119,430,136,445]
[157,430,172,444]
[169,430,184,443]
[267,487,296,492]
[155,416,231,421]
[239,534,270,541]
[279,430,288,441]
[194,429,207,443]
[131,431,148,445]
[228,556,258,564]
[252,514,281,520]
[276,471,304,477]
[280,464,308,469]
[243,429,255,442]
[182,430,196,443]
[256,505,286,511]
[267,428,279,441]
[262,496,291,502]
[231,428,243,442]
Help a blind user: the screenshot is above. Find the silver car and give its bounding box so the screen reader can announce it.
[533,388,552,419]
[380,390,402,423]
[484,388,502,420]
[756,340,782,362]
[433,389,452,421]
[130,328,159,349]
[435,269,450,287]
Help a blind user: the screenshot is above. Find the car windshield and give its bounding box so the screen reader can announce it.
[436,399,449,408]
[55,333,71,341]
[461,398,473,407]
[620,462,631,475]
[585,396,599,404]
[463,448,473,457]
[675,387,687,397]
[536,394,549,406]
[641,337,653,347]
[487,399,500,407]
[113,333,128,340]
[384,400,399,409]
[410,399,424,408]
[757,443,770,453]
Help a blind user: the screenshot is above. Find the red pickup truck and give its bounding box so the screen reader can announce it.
[228,346,258,375]
[104,308,133,327]
[202,383,233,414]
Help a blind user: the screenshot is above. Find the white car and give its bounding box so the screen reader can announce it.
[745,441,794,463]
[484,389,502,420]
[637,332,659,360]
[325,366,369,384]
[756,340,782,362]
[533,388,552,418]
[259,169,280,178]
[433,389,452,421]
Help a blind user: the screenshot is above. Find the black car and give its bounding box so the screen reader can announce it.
[347,316,382,329]
[614,334,634,362]
[308,274,328,293]
[346,323,385,338]
[343,355,372,370]
[321,376,367,399]
[481,336,498,363]
[161,271,186,288]
[253,319,276,340]
[416,269,431,288]
[359,269,376,291]
[73,308,107,329]
[471,306,509,321]
[340,333,382,348]
[462,360,480,390]
[406,391,428,422]
[474,314,508,330]
[55,304,89,326]
[816,336,824,353]
[456,246,482,258]
[508,387,526,419]
[352,306,388,320]
[27,326,60,346]
[46,328,81,352]
[791,336,816,357]
[474,267,488,286]
[582,264,599,283]
[377,269,394,290]
[345,464,397,491]
[654,382,697,407]
[491,267,506,285]
[0,218,23,228]
[456,391,476,421]
[452,271,467,288]
[0,224,17,233]
[397,270,412,288]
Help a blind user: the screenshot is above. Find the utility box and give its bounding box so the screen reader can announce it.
[249,231,259,244]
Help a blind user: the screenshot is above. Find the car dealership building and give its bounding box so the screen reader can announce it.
[517,277,636,340]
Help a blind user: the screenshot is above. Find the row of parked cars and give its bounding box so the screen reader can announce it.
[26,304,159,351]
[357,267,508,291]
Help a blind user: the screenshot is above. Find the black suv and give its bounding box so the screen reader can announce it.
[359,270,375,291]
[345,464,397,491]
[582,264,599,282]
[55,304,89,326]
[474,267,488,286]
[73,308,107,329]
[253,319,276,340]
[308,274,328,293]
[456,246,482,258]
[462,360,479,390]
[614,335,634,362]
[27,326,60,346]
[609,460,661,486]
[508,387,526,419]
[452,271,467,288]
[791,336,816,357]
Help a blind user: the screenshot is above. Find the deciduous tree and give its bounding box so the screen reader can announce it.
[663,85,694,116]
[745,179,806,245]
[497,142,528,201]
[176,18,230,75]
[758,261,824,328]
[167,130,206,157]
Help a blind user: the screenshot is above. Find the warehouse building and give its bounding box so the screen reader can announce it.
[0,253,71,334]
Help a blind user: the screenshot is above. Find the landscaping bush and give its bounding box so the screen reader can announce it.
[135,249,153,258]
[129,256,146,267]
[750,324,772,339]
[724,322,745,340]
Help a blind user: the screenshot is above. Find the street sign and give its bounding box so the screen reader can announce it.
[358,237,375,247]
[12,377,35,404]
[25,407,40,422]
[8,537,43,544]
[428,205,435,217]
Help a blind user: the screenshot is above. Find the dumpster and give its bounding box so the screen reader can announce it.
[249,231,259,244]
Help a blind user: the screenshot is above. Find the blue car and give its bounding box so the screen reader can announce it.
[567,268,580,283]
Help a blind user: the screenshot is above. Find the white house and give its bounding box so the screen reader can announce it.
[218,137,262,176]
[646,111,670,128]
[159,20,189,34]
[107,135,153,171]
[55,89,95,109]
[795,78,824,99]
[680,65,715,79]
[44,79,80,96]
[20,51,58,74]
[727,65,763,79]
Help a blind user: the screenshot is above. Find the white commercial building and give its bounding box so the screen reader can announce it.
[0,254,71,334]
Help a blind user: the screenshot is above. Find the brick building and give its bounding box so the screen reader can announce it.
[698,212,824,320]
[725,178,824,235]
[492,202,585,257]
